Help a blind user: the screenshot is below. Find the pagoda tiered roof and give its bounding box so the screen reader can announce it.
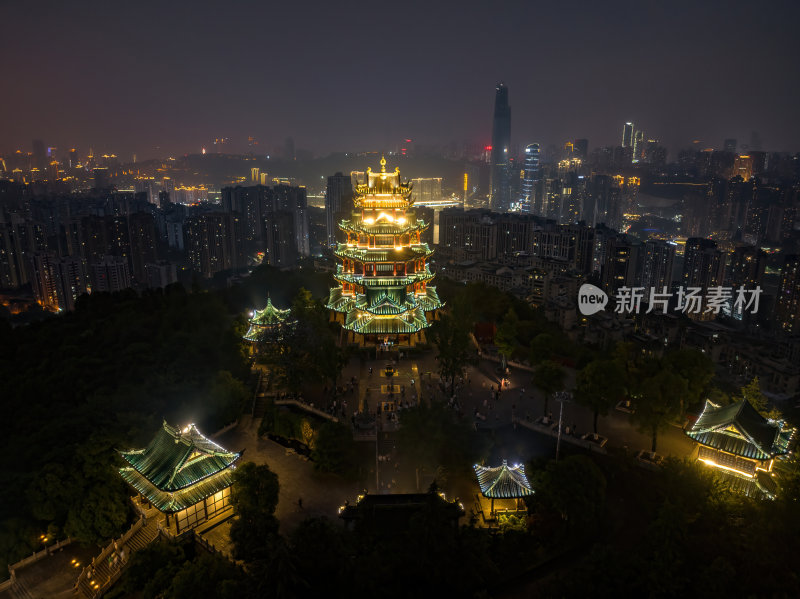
[326,286,442,317]
[353,156,413,207]
[686,399,794,461]
[333,269,435,288]
[343,306,430,334]
[334,244,434,263]
[244,297,294,342]
[474,460,534,499]
[339,218,429,236]
[118,422,241,512]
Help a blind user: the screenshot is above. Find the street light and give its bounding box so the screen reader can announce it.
[554,390,572,462]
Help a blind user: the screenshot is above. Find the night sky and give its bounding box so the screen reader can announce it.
[2,0,799,159]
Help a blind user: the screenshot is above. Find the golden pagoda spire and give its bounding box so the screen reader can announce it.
[380,155,387,179]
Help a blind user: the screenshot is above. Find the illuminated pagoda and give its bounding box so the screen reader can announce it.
[686,399,795,498]
[119,421,242,534]
[244,296,295,350]
[326,157,443,348]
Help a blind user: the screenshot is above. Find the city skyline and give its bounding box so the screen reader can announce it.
[1,1,799,159]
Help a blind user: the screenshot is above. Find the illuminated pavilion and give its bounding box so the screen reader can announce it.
[118,421,242,534]
[326,157,442,348]
[243,296,295,351]
[685,399,794,498]
[474,460,534,514]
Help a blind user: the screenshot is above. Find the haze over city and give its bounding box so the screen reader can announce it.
[3,1,800,598]
[2,0,799,159]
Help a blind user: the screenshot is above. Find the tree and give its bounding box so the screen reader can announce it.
[494,308,519,364]
[632,369,687,453]
[311,423,359,478]
[429,313,476,395]
[531,455,607,533]
[532,360,566,416]
[397,402,488,476]
[574,360,625,435]
[739,377,770,415]
[528,333,553,366]
[229,462,280,562]
[664,348,714,409]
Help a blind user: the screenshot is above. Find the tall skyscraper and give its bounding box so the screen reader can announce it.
[622,122,634,148]
[325,172,354,247]
[489,83,511,212]
[519,144,540,213]
[632,130,645,162]
[573,139,589,160]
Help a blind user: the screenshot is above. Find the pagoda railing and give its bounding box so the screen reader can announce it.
[274,398,339,423]
[1,537,73,595]
[73,515,145,598]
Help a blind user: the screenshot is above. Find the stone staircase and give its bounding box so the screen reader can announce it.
[253,393,270,419]
[8,579,33,599]
[73,516,158,599]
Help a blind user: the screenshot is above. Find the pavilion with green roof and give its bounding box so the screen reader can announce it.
[686,399,795,498]
[474,460,534,515]
[244,296,295,350]
[119,421,242,533]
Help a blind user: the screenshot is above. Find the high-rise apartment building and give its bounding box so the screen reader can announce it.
[92,255,132,293]
[775,254,800,334]
[682,238,727,289]
[600,236,641,294]
[519,144,540,213]
[30,252,89,311]
[325,172,354,247]
[489,83,511,212]
[185,212,244,278]
[145,261,178,289]
[410,178,443,205]
[640,240,675,291]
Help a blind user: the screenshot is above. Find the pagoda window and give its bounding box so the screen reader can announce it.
[376,263,393,274]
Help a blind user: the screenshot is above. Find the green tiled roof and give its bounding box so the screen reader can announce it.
[244,297,294,342]
[326,287,355,313]
[474,460,534,499]
[119,422,240,493]
[119,465,235,512]
[343,306,429,334]
[339,219,428,235]
[416,287,443,312]
[334,269,434,287]
[700,465,777,500]
[686,400,794,460]
[334,244,433,262]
